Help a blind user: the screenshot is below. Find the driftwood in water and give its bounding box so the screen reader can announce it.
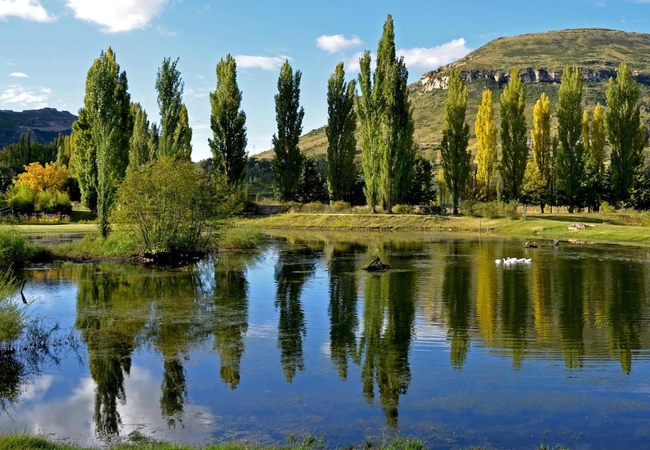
[20,279,27,304]
[363,256,391,272]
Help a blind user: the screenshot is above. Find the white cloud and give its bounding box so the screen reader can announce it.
[346,51,375,73]
[316,34,363,53]
[65,0,170,33]
[9,72,28,78]
[0,0,55,22]
[397,38,471,71]
[0,84,51,108]
[234,55,290,71]
[347,39,471,73]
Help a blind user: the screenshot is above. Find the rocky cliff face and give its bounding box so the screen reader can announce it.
[0,108,76,149]
[418,64,650,91]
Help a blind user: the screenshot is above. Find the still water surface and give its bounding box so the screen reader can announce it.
[2,233,650,448]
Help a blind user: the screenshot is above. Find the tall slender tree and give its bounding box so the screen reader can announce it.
[156,57,191,160]
[605,63,647,203]
[209,54,248,186]
[556,66,585,213]
[326,62,357,202]
[474,89,498,200]
[357,14,415,212]
[357,51,381,212]
[590,103,606,175]
[499,69,528,201]
[128,103,152,171]
[71,108,97,212]
[82,47,132,237]
[440,69,470,215]
[530,93,552,212]
[272,60,305,201]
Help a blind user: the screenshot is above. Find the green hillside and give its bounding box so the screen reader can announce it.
[254,28,650,162]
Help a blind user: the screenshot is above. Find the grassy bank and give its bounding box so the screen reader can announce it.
[240,211,650,246]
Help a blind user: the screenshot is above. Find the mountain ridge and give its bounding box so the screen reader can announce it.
[0,108,76,149]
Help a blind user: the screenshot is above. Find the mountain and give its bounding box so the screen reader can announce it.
[0,108,77,149]
[254,28,650,161]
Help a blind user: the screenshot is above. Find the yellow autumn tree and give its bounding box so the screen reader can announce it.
[14,162,69,193]
[474,89,498,200]
[530,93,552,212]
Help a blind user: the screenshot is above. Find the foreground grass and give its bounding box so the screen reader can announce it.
[0,435,429,450]
[241,211,650,247]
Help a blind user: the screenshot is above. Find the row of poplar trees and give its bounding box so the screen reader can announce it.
[272,14,416,212]
[443,63,647,214]
[68,47,250,237]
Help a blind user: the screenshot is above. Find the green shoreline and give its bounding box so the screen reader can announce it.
[239,212,650,247]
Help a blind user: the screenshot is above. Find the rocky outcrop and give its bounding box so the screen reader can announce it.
[418,65,650,91]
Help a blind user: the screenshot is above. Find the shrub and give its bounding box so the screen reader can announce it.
[459,199,481,217]
[505,201,520,219]
[301,202,327,213]
[113,156,215,255]
[6,185,36,215]
[600,201,616,214]
[329,201,351,212]
[37,190,72,215]
[0,269,22,345]
[0,229,33,268]
[391,204,413,214]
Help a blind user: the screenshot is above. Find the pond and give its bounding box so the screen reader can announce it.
[1,233,650,449]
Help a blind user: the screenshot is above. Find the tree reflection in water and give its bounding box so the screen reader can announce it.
[358,243,416,427]
[274,242,322,383]
[213,252,253,389]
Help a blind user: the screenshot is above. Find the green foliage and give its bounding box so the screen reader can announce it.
[326,62,357,202]
[357,51,381,212]
[156,57,192,160]
[0,269,22,346]
[6,184,36,215]
[440,69,471,215]
[113,156,215,255]
[300,202,328,213]
[357,15,416,213]
[405,153,435,205]
[217,227,266,250]
[36,190,72,215]
[272,60,305,201]
[530,92,552,211]
[499,69,528,201]
[605,63,648,203]
[128,102,153,170]
[556,66,586,213]
[70,108,97,212]
[391,204,413,214]
[209,54,248,186]
[81,47,132,237]
[296,158,328,204]
[0,228,33,268]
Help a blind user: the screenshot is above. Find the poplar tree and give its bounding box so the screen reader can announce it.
[272,60,304,201]
[499,69,528,201]
[556,66,585,213]
[357,14,415,212]
[605,63,647,203]
[71,108,96,211]
[326,62,357,202]
[474,89,498,200]
[357,51,381,212]
[590,103,606,175]
[156,57,192,160]
[530,93,552,212]
[209,54,248,186]
[81,47,132,237]
[440,69,470,215]
[129,102,152,170]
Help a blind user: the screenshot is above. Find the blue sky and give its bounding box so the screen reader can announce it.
[1,0,650,161]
